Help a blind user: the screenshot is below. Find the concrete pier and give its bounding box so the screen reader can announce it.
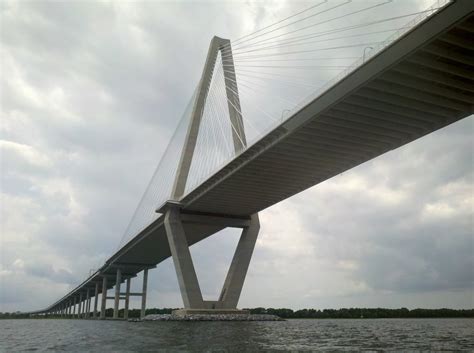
[124,278,131,320]
[93,282,99,318]
[100,276,107,319]
[113,269,121,319]
[78,293,83,319]
[162,201,260,313]
[164,207,203,308]
[85,289,90,318]
[73,296,77,318]
[141,269,148,319]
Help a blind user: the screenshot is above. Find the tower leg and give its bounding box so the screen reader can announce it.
[219,214,260,308]
[164,207,204,309]
[163,204,260,314]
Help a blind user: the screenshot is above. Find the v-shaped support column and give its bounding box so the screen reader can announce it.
[218,213,260,308]
[163,202,260,311]
[164,207,204,308]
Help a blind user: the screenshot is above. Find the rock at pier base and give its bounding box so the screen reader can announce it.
[139,312,283,321]
[172,308,249,316]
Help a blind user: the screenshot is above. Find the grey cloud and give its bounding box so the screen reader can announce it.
[291,118,473,296]
[24,263,77,285]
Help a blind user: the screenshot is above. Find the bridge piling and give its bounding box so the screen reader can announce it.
[124,278,131,319]
[140,269,148,319]
[73,296,77,318]
[100,276,107,319]
[85,288,90,318]
[88,292,91,316]
[93,282,99,318]
[113,269,121,319]
[79,293,83,319]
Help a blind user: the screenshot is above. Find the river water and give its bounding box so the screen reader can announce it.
[1,318,473,352]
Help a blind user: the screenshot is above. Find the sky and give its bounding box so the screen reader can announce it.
[1,0,473,313]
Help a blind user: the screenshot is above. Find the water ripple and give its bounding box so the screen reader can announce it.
[0,318,472,352]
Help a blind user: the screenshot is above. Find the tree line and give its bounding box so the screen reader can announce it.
[246,307,474,318]
[1,307,473,319]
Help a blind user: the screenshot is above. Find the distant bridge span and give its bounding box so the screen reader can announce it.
[34,0,473,318]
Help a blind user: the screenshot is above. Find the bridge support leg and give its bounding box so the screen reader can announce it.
[100,276,107,319]
[78,293,83,319]
[85,288,90,318]
[218,214,260,308]
[140,269,148,319]
[93,282,99,318]
[88,292,91,316]
[113,269,121,319]
[124,278,131,320]
[163,204,260,314]
[73,297,76,318]
[164,208,204,308]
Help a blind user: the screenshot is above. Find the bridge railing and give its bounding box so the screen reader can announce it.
[288,0,452,122]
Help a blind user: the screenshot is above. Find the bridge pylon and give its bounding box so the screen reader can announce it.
[171,35,246,200]
[161,35,260,315]
[160,201,259,315]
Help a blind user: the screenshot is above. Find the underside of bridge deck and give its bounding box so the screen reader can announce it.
[181,5,473,216]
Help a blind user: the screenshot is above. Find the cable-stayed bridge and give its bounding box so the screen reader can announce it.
[32,0,473,318]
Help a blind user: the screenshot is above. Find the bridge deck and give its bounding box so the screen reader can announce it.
[47,1,473,310]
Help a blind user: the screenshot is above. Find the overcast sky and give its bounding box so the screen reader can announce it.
[1,0,473,313]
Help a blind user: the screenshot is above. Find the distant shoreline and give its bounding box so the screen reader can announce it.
[2,307,473,320]
[246,308,474,319]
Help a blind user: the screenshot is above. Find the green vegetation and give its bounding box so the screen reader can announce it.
[1,307,473,319]
[246,307,474,319]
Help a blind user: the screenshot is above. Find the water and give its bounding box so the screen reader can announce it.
[1,318,473,352]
